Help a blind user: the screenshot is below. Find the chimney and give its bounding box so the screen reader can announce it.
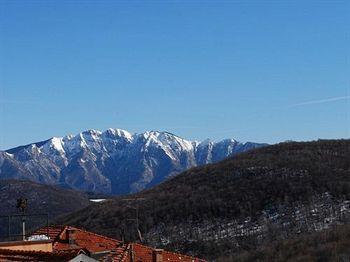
[153,249,163,262]
[66,228,76,245]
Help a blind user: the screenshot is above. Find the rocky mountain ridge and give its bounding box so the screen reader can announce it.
[0,128,266,194]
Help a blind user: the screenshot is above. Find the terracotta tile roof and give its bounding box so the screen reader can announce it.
[34,226,206,262]
[32,225,65,241]
[163,250,206,262]
[99,244,130,262]
[0,248,80,261]
[128,243,206,262]
[100,242,206,262]
[129,243,154,261]
[36,225,127,260]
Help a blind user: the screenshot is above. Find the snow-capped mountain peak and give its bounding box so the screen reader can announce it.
[104,128,133,141]
[0,128,267,195]
[42,137,65,155]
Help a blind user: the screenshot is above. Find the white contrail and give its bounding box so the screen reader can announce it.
[289,96,350,107]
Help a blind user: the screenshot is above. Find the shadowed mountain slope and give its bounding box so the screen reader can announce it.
[220,224,350,262]
[0,179,95,240]
[58,139,350,259]
[0,179,93,217]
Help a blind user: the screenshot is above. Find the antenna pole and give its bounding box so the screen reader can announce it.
[136,202,139,232]
[22,216,25,241]
[16,198,28,241]
[122,197,146,242]
[8,216,10,241]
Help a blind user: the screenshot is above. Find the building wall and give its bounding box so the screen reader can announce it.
[0,240,53,252]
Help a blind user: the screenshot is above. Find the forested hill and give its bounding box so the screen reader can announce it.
[219,223,350,261]
[0,179,93,217]
[59,139,350,259]
[0,179,98,240]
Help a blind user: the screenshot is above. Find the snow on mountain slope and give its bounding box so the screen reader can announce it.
[0,128,267,195]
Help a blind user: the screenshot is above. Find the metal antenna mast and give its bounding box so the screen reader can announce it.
[16,198,28,241]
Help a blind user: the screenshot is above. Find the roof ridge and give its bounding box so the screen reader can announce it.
[58,225,69,240]
[70,226,122,244]
[98,243,130,262]
[119,243,131,262]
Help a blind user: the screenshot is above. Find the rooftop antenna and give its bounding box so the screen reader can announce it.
[16,198,28,241]
[122,197,146,243]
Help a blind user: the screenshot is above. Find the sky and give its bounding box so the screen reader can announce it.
[0,0,349,149]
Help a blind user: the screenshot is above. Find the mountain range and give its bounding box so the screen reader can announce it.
[0,128,266,195]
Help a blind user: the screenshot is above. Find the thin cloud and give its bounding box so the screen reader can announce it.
[289,96,350,108]
[0,98,41,105]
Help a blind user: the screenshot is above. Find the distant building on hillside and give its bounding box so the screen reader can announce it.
[89,198,107,203]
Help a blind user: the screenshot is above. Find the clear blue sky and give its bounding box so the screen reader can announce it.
[0,0,349,149]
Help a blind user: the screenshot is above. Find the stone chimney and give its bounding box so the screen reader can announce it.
[66,228,76,245]
[153,249,163,262]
